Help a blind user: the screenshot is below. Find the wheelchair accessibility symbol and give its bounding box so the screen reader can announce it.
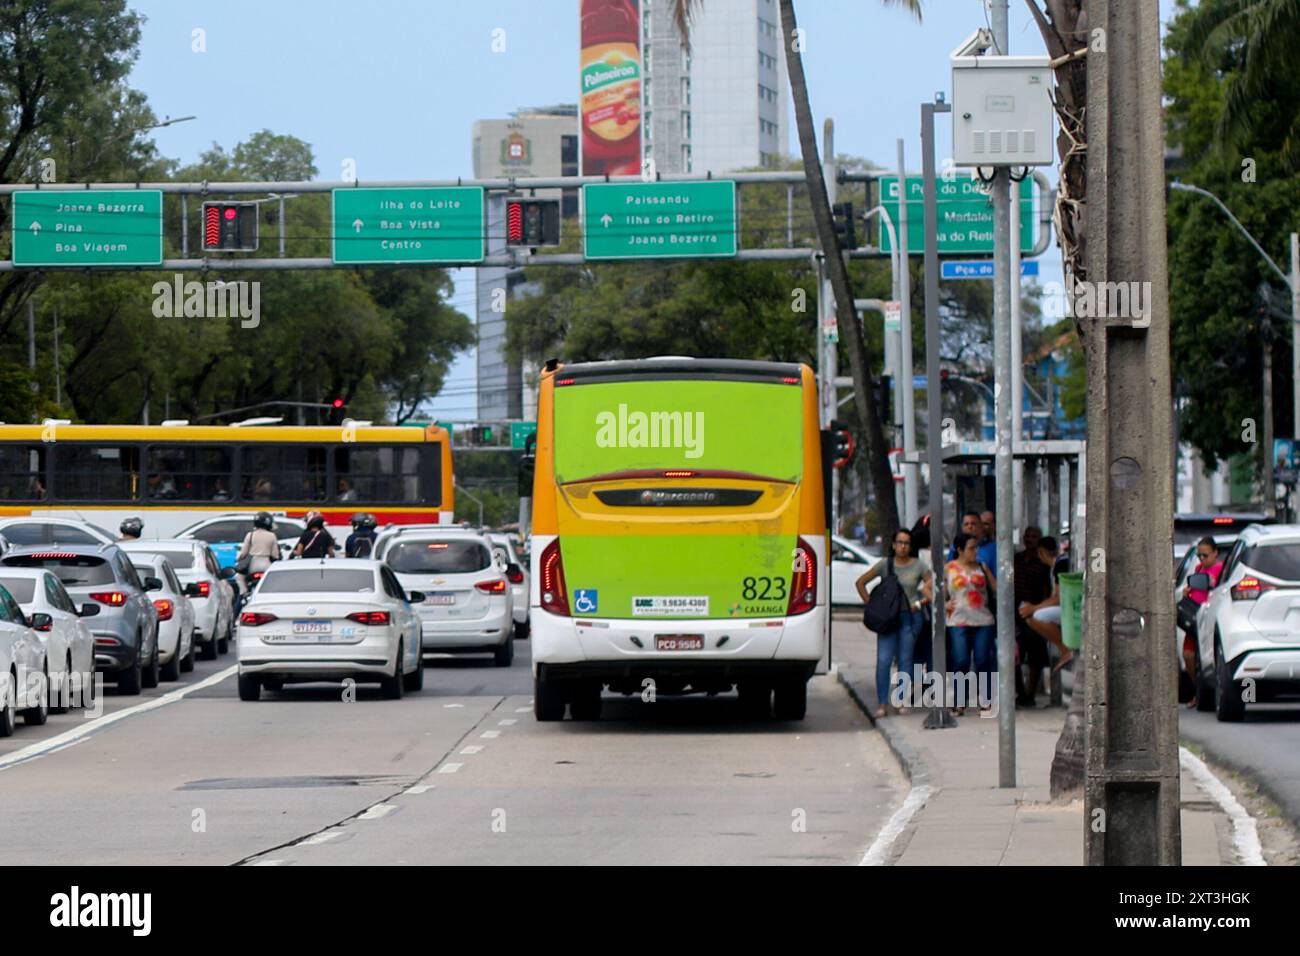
[574,589,598,614]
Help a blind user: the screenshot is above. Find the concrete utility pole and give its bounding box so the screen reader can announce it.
[897,139,919,527]
[1084,0,1181,865]
[990,0,1017,788]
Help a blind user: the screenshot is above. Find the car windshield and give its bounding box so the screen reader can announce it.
[0,524,52,545]
[1244,543,1300,582]
[0,577,36,603]
[388,540,491,574]
[2,554,114,587]
[257,569,376,593]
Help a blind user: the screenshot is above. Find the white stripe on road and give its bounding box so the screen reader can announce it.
[515,706,531,713]
[249,859,287,866]
[1179,746,1266,866]
[459,745,483,755]
[498,719,517,726]
[358,803,397,821]
[443,703,464,708]
[298,830,344,846]
[436,763,462,774]
[859,785,933,866]
[480,730,500,739]
[405,784,435,795]
[0,664,238,774]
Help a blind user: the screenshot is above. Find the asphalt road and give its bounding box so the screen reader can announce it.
[1179,702,1300,830]
[0,641,907,865]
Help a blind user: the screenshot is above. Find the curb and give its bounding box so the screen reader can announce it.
[1179,732,1300,836]
[836,665,934,789]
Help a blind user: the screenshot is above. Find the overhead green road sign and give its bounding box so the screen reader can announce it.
[879,176,1035,256]
[511,421,537,449]
[11,190,163,266]
[332,187,484,264]
[583,181,737,260]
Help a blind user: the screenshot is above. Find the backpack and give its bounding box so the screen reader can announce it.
[352,535,374,559]
[863,555,905,634]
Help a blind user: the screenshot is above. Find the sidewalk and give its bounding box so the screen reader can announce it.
[832,615,1243,865]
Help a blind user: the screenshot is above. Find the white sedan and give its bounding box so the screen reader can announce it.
[0,582,49,735]
[236,559,424,701]
[831,536,884,606]
[127,553,198,682]
[487,533,529,638]
[0,568,95,713]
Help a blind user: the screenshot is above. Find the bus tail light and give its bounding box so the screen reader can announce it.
[90,591,128,607]
[153,599,174,621]
[787,537,818,616]
[539,539,570,616]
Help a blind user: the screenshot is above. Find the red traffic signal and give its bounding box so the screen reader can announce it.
[331,398,345,410]
[201,201,259,252]
[504,198,560,248]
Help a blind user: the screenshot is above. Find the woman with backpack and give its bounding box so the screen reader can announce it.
[856,528,934,718]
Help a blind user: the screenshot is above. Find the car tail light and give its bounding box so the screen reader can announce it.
[31,618,52,632]
[1230,576,1276,601]
[94,636,120,647]
[251,572,264,582]
[475,579,507,593]
[196,580,211,598]
[32,552,78,559]
[506,567,525,584]
[153,598,174,621]
[239,611,278,626]
[346,611,391,625]
[787,537,818,615]
[90,591,127,607]
[539,539,569,616]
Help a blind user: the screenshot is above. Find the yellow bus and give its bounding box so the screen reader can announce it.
[0,423,454,553]
[529,357,830,722]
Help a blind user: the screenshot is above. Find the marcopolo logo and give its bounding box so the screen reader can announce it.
[49,886,151,937]
[595,404,704,459]
[151,274,260,328]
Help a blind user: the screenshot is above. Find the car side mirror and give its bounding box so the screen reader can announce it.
[78,603,100,618]
[144,576,163,591]
[183,582,203,598]
[407,591,426,604]
[28,612,52,631]
[1187,572,1212,591]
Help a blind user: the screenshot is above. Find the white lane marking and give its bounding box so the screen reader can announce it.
[249,859,287,866]
[437,763,462,774]
[0,664,238,774]
[358,803,397,820]
[443,703,464,708]
[480,730,500,739]
[859,785,933,866]
[515,706,531,713]
[405,784,435,795]
[460,745,483,754]
[1179,746,1266,866]
[298,830,344,846]
[498,718,516,726]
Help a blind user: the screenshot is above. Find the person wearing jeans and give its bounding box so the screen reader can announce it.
[856,528,934,717]
[945,531,997,714]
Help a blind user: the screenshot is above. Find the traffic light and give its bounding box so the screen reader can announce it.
[873,374,892,426]
[829,420,856,470]
[832,202,857,250]
[201,201,259,252]
[505,198,561,248]
[328,398,346,425]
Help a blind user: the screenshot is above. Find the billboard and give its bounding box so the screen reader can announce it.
[580,0,642,176]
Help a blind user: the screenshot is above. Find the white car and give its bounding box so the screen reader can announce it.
[236,559,424,701]
[0,568,95,713]
[384,532,514,666]
[486,533,529,637]
[119,540,235,661]
[831,536,883,606]
[0,582,49,735]
[0,517,115,548]
[1193,523,1300,721]
[127,553,197,682]
[373,524,477,562]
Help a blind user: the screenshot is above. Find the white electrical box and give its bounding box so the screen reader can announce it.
[951,51,1055,167]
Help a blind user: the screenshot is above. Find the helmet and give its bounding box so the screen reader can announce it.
[119,517,143,538]
[304,510,325,529]
[351,512,377,530]
[253,512,274,531]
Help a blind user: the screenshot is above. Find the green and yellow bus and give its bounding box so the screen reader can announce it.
[529,357,830,721]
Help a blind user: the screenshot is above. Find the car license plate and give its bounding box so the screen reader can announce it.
[292,620,332,634]
[425,593,455,606]
[655,634,704,651]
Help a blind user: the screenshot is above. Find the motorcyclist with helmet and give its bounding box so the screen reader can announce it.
[292,510,336,559]
[118,516,144,541]
[236,511,281,597]
[345,513,379,558]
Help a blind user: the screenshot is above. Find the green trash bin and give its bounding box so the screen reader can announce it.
[1059,571,1084,650]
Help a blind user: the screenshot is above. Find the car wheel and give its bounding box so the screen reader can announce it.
[1215,643,1246,722]
[1195,645,1216,712]
[0,670,15,737]
[514,620,530,641]
[81,667,98,710]
[217,633,230,655]
[237,672,261,702]
[381,641,404,700]
[21,667,49,726]
[161,644,181,682]
[737,681,772,719]
[142,637,160,689]
[179,633,196,673]
[493,634,515,667]
[568,680,602,721]
[117,654,142,696]
[534,669,566,722]
[402,648,425,692]
[199,635,218,661]
[772,678,808,721]
[51,655,72,714]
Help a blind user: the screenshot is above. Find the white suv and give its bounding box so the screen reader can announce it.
[1194,524,1300,721]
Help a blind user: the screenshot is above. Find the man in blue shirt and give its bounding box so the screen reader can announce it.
[979,510,998,576]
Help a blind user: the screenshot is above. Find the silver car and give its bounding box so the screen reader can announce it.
[128,553,198,682]
[0,568,96,712]
[120,539,235,661]
[486,533,529,638]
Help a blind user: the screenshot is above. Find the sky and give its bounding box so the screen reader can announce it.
[125,0,1179,421]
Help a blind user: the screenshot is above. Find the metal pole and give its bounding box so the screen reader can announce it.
[27,298,36,374]
[922,97,956,731]
[990,0,1016,788]
[1084,0,1181,866]
[1264,326,1275,517]
[52,306,61,407]
[1292,233,1299,440]
[1011,176,1024,534]
[279,196,286,258]
[181,195,188,258]
[897,139,918,527]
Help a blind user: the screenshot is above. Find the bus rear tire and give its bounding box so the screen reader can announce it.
[737,681,771,719]
[772,678,807,721]
[534,670,566,721]
[569,680,602,721]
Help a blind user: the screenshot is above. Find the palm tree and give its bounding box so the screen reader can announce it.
[670,0,922,533]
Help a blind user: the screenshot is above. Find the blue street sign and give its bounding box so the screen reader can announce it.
[941,260,1040,280]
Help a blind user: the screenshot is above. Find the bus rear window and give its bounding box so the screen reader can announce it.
[552,379,804,483]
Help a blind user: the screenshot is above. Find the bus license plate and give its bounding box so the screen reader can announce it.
[655,635,704,651]
[292,620,332,635]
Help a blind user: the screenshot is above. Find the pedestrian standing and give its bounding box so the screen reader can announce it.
[945,531,997,715]
[857,528,934,718]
